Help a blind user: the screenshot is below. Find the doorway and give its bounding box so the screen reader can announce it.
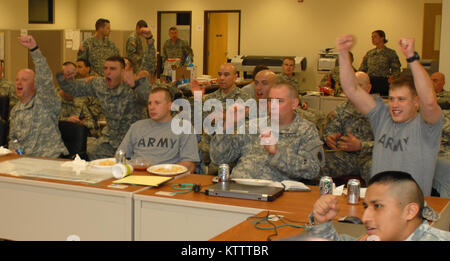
[157,11,192,78]
[203,10,241,77]
[422,3,442,61]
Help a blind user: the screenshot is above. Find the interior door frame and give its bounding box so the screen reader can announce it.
[203,10,241,75]
[157,11,192,77]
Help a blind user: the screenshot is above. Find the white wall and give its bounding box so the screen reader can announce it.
[76,0,444,90]
[0,0,77,29]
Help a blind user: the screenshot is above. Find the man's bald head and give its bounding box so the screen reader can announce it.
[431,72,445,93]
[254,69,277,100]
[355,71,372,93]
[15,68,36,103]
[219,63,237,75]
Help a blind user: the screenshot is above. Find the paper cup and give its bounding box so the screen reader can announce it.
[112,163,134,179]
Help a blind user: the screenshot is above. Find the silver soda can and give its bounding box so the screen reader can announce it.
[347,179,361,204]
[320,176,333,195]
[218,164,230,182]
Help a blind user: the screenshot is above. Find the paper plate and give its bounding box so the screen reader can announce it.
[89,158,116,169]
[147,164,188,176]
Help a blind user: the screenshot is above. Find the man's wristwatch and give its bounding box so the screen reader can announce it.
[406,52,420,63]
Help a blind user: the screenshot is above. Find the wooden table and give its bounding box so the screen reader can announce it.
[133,174,450,241]
[0,155,147,241]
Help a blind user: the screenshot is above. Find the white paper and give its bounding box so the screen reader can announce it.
[65,40,73,49]
[72,30,80,51]
[65,29,74,40]
[333,184,344,196]
[20,29,28,37]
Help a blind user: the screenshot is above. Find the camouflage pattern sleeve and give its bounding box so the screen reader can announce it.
[389,50,401,78]
[305,220,357,241]
[75,98,96,131]
[210,134,243,165]
[126,33,141,69]
[140,40,156,74]
[56,73,96,98]
[133,76,153,105]
[77,39,89,61]
[161,41,168,64]
[31,49,60,115]
[359,53,369,73]
[323,105,344,137]
[360,140,374,158]
[267,123,323,180]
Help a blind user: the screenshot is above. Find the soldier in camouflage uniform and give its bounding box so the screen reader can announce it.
[321,71,374,184]
[210,83,324,182]
[58,60,100,139]
[9,36,68,157]
[359,30,401,97]
[76,58,106,125]
[277,57,301,94]
[58,49,155,160]
[0,60,19,118]
[161,27,194,71]
[304,171,450,241]
[78,18,120,76]
[196,63,251,174]
[431,72,450,110]
[126,20,149,73]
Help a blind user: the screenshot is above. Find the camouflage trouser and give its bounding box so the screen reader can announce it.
[87,137,117,161]
[320,150,372,184]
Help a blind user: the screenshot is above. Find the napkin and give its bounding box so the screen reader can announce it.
[61,154,88,175]
[333,184,344,196]
[280,180,311,192]
[0,146,12,154]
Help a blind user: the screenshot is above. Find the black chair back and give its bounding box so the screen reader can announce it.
[58,121,89,160]
[0,96,9,123]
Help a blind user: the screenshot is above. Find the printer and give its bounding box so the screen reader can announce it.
[230,55,307,79]
[317,48,338,71]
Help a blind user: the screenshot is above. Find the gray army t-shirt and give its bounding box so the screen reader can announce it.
[118,119,200,164]
[366,97,442,196]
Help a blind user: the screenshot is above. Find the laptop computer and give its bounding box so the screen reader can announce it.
[205,182,284,202]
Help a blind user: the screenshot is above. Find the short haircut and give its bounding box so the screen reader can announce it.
[150,87,173,102]
[272,81,298,99]
[63,61,76,68]
[169,26,178,31]
[282,57,295,64]
[105,56,125,69]
[76,58,90,68]
[136,20,148,28]
[369,171,424,212]
[95,18,110,31]
[373,30,388,43]
[389,72,417,97]
[252,64,269,80]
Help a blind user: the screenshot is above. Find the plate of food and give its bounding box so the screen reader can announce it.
[90,158,116,169]
[147,164,188,176]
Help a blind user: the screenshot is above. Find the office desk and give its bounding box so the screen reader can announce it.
[0,155,147,241]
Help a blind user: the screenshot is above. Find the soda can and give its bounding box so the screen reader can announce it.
[16,148,25,155]
[218,164,230,182]
[320,176,333,195]
[347,179,361,204]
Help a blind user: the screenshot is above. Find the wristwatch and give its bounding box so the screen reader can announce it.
[406,52,420,63]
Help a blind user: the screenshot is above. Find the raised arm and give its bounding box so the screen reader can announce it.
[337,35,376,115]
[399,38,441,124]
[18,36,59,111]
[57,65,96,98]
